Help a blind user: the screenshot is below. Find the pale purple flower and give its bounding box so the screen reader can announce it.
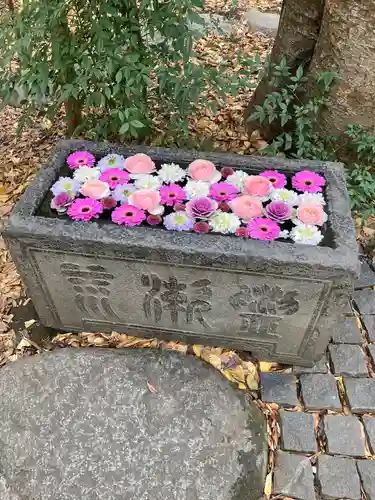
[163,212,194,231]
[265,201,292,223]
[50,192,73,213]
[51,177,81,196]
[112,184,136,203]
[185,197,218,219]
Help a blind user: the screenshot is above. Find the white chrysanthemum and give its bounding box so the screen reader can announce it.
[97,154,125,172]
[270,188,299,206]
[291,224,323,245]
[158,163,186,184]
[279,229,290,239]
[226,170,249,190]
[134,174,161,191]
[73,166,101,183]
[209,211,241,234]
[185,180,210,199]
[298,192,326,206]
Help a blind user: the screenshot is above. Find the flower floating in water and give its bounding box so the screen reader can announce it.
[292,171,326,193]
[147,214,162,226]
[101,197,117,210]
[158,163,186,184]
[265,201,292,223]
[80,179,110,200]
[194,221,210,233]
[50,192,73,213]
[290,224,323,245]
[235,226,249,238]
[67,151,96,169]
[111,203,146,226]
[260,170,287,189]
[270,188,299,206]
[185,197,218,219]
[295,203,327,226]
[209,211,241,234]
[248,218,280,241]
[51,177,81,197]
[100,168,129,189]
[209,182,239,202]
[97,154,125,172]
[184,180,210,200]
[220,166,234,178]
[135,174,161,191]
[226,170,249,190]
[188,159,221,183]
[229,195,263,221]
[73,166,101,183]
[243,176,273,199]
[112,184,136,203]
[164,211,194,231]
[128,189,162,214]
[159,184,187,206]
[67,198,103,221]
[298,192,326,206]
[124,153,155,176]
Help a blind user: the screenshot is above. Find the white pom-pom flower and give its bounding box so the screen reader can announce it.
[290,224,323,245]
[270,188,299,206]
[134,174,162,191]
[158,163,186,184]
[226,171,249,190]
[73,166,101,183]
[209,211,241,234]
[185,180,210,200]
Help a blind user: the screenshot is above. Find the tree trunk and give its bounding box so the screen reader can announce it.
[64,98,82,136]
[307,0,375,138]
[244,0,325,137]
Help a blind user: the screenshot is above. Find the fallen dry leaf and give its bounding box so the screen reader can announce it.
[24,319,36,329]
[147,382,157,393]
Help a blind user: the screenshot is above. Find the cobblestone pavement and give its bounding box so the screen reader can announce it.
[260,257,375,500]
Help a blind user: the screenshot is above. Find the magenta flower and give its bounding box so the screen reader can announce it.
[260,170,287,189]
[209,182,239,202]
[51,192,73,213]
[111,203,145,226]
[221,166,234,178]
[67,151,96,170]
[67,198,103,222]
[235,227,249,238]
[194,221,210,233]
[101,197,117,210]
[160,184,187,206]
[147,214,162,225]
[248,218,280,241]
[265,201,292,223]
[185,197,218,219]
[292,171,326,193]
[100,168,129,189]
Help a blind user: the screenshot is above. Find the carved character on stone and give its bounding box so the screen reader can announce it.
[229,284,299,339]
[61,263,120,321]
[141,274,212,327]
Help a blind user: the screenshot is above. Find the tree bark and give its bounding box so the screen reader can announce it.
[307,0,375,138]
[244,0,325,137]
[64,98,82,136]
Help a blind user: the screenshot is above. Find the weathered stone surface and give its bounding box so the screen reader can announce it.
[362,316,375,342]
[260,372,298,407]
[344,378,375,413]
[3,140,359,366]
[279,410,317,453]
[300,374,341,411]
[353,288,375,315]
[293,352,328,374]
[272,451,315,500]
[325,415,365,456]
[244,9,280,36]
[357,460,375,500]
[191,13,235,36]
[0,348,267,500]
[331,316,362,344]
[329,344,368,377]
[362,416,375,453]
[318,455,361,500]
[367,344,375,366]
[355,259,375,289]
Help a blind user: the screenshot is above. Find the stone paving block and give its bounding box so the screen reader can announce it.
[329,344,368,377]
[357,460,375,500]
[293,353,328,374]
[324,415,366,456]
[353,288,375,315]
[344,378,375,413]
[331,316,363,344]
[300,374,341,411]
[368,344,375,366]
[356,260,375,289]
[318,455,361,500]
[364,317,375,342]
[272,451,315,500]
[362,416,375,453]
[260,372,298,407]
[279,410,317,453]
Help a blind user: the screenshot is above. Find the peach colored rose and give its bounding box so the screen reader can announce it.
[296,204,327,226]
[128,189,161,212]
[124,154,155,175]
[188,159,221,182]
[243,176,272,197]
[80,179,110,199]
[229,195,263,221]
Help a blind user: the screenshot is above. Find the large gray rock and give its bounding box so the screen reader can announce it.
[0,348,267,500]
[244,9,280,37]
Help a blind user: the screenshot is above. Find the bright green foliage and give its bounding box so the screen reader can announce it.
[249,57,338,160]
[0,0,258,141]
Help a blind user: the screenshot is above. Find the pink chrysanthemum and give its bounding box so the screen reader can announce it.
[260,170,287,189]
[160,184,187,206]
[209,182,238,202]
[111,203,145,226]
[235,227,249,238]
[248,217,280,241]
[292,171,326,193]
[100,168,129,189]
[67,198,103,222]
[67,151,96,170]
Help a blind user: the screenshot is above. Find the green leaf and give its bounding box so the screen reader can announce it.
[119,122,130,134]
[130,120,144,128]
